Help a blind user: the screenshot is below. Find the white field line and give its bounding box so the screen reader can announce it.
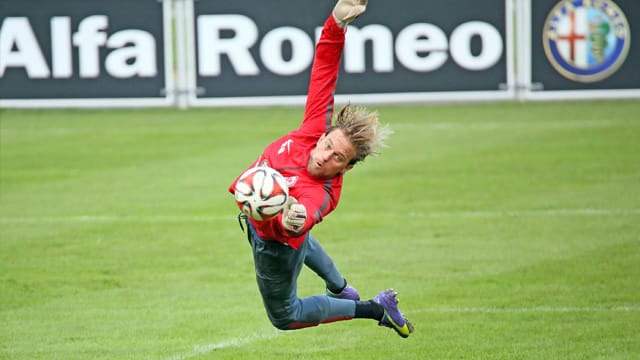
[410,305,640,314]
[5,119,637,138]
[162,305,639,359]
[162,330,282,360]
[0,215,220,224]
[407,208,640,218]
[396,119,640,130]
[0,209,638,224]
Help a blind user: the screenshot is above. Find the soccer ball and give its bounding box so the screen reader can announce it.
[234,166,289,221]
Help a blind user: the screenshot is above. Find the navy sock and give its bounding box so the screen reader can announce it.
[327,278,348,294]
[354,300,384,320]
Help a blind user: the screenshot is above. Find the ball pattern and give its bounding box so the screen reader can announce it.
[234,166,289,221]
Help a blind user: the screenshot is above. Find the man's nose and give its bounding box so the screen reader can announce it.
[321,151,332,162]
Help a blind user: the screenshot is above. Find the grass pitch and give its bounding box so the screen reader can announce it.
[1,100,639,359]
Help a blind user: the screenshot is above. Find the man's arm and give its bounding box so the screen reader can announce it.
[299,15,345,135]
[300,0,367,135]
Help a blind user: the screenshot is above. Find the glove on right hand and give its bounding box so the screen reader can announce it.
[281,197,307,233]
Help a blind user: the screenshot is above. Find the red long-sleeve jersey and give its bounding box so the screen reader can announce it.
[229,15,345,250]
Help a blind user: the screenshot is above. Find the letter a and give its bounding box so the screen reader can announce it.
[0,17,50,78]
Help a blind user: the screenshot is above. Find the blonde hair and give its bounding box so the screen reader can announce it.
[333,104,393,164]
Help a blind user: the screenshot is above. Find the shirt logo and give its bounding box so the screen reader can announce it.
[278,139,293,155]
[284,176,298,187]
[542,0,630,83]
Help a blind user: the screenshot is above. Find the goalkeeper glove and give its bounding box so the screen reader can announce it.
[281,197,307,233]
[333,0,368,28]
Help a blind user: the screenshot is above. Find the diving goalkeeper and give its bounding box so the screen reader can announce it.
[229,0,413,338]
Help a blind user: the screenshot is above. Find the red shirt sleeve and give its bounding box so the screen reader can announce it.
[299,15,346,137]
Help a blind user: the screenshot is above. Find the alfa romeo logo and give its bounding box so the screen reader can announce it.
[542,0,631,83]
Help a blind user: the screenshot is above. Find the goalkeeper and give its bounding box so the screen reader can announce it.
[229,0,413,338]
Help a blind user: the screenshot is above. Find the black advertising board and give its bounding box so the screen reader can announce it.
[0,0,171,104]
[192,0,512,103]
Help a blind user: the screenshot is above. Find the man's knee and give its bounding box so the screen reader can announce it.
[269,316,319,331]
[264,301,303,330]
[269,317,294,331]
[267,311,296,330]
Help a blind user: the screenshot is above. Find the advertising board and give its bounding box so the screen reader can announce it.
[0,0,174,107]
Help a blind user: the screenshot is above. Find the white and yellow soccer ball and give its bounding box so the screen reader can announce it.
[234,166,289,221]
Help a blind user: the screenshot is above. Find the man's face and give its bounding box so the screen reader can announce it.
[307,129,356,179]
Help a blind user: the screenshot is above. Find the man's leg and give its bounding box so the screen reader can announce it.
[304,234,360,300]
[247,224,356,330]
[247,223,413,336]
[304,234,347,292]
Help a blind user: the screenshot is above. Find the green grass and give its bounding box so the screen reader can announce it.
[1,101,639,359]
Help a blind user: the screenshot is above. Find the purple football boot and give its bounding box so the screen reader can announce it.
[373,289,414,338]
[326,284,361,301]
